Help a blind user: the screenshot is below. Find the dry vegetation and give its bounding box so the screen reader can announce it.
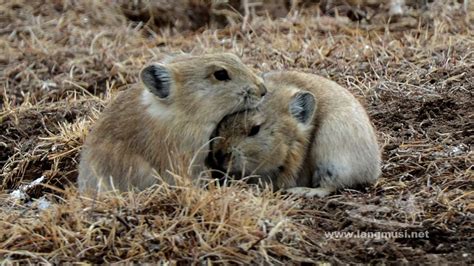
[1,0,473,264]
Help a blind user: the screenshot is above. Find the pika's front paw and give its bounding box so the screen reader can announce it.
[286,187,334,198]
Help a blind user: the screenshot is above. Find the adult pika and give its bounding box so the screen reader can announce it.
[208,71,381,197]
[78,53,267,194]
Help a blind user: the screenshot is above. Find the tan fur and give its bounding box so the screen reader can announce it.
[208,87,314,190]
[209,71,381,197]
[78,53,266,194]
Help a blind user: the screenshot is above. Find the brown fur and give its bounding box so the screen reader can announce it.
[78,53,266,194]
[209,71,381,197]
[208,87,314,190]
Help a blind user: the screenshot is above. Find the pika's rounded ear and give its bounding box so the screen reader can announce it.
[289,91,316,125]
[140,64,172,99]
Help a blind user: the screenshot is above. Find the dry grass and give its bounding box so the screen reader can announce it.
[1,181,312,263]
[1,0,473,263]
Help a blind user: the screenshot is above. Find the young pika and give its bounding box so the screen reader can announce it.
[208,71,381,197]
[78,53,267,194]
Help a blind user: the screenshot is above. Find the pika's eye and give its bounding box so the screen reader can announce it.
[248,125,261,137]
[214,69,231,81]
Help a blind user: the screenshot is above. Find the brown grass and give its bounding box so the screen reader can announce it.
[1,0,473,263]
[1,180,313,263]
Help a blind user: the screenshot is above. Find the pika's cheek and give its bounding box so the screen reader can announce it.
[250,140,272,155]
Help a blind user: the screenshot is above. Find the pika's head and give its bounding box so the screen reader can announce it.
[140,53,267,123]
[207,85,316,188]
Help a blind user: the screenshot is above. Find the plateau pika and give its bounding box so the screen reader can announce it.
[208,71,381,197]
[78,53,267,194]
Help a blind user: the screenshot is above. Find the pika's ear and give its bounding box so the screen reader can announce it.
[289,91,316,125]
[140,64,172,99]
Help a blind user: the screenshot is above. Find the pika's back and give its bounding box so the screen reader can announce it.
[263,71,360,122]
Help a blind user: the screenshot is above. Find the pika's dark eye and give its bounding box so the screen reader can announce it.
[248,125,260,137]
[214,69,231,81]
